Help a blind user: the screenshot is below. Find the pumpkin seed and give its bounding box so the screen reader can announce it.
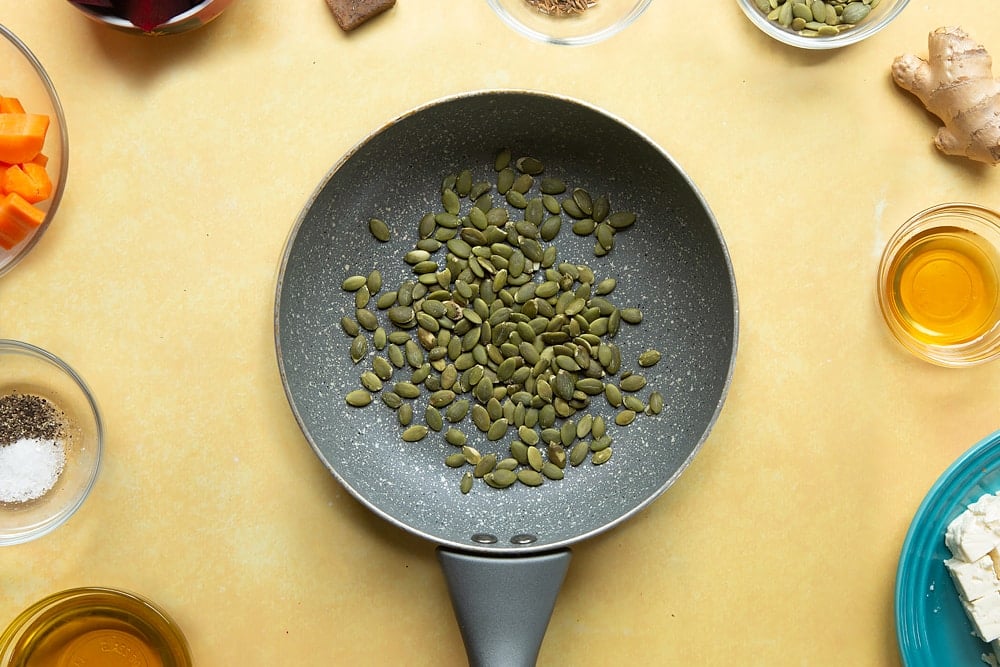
[624,396,645,413]
[510,440,529,465]
[342,275,367,291]
[605,384,623,408]
[570,440,589,466]
[620,308,643,324]
[446,399,470,423]
[445,428,467,447]
[515,156,544,175]
[595,223,614,251]
[462,445,482,465]
[496,458,519,472]
[539,216,562,241]
[460,472,474,494]
[648,391,664,415]
[345,389,372,407]
[541,462,564,480]
[527,445,544,471]
[590,435,611,452]
[381,391,402,409]
[474,453,497,478]
[840,1,869,23]
[518,469,544,487]
[397,403,413,426]
[368,218,391,242]
[592,415,606,439]
[350,335,368,363]
[446,452,467,468]
[540,177,566,194]
[638,349,661,367]
[394,382,420,399]
[487,418,509,441]
[425,406,444,431]
[372,356,393,380]
[341,316,360,337]
[387,344,405,368]
[429,389,456,407]
[591,447,613,465]
[615,410,636,426]
[402,425,428,442]
[489,468,517,488]
[620,374,646,392]
[494,148,511,171]
[360,371,383,392]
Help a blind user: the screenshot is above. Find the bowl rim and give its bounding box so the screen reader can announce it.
[0,25,69,278]
[736,0,910,50]
[0,586,192,665]
[486,0,653,46]
[876,202,1000,367]
[0,339,103,546]
[67,0,229,33]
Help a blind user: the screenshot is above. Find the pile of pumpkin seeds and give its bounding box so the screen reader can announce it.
[752,0,880,37]
[340,149,665,494]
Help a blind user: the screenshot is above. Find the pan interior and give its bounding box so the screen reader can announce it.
[276,92,736,553]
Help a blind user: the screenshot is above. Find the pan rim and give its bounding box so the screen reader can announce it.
[273,88,740,554]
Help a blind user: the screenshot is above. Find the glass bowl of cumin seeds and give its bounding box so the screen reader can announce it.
[486,0,652,46]
[0,340,102,546]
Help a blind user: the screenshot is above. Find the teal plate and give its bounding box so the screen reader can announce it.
[896,430,1000,665]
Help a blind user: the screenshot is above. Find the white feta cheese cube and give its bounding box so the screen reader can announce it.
[964,590,1000,642]
[947,555,1000,601]
[947,511,999,562]
[970,495,1000,533]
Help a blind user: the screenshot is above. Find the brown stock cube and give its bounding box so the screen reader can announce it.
[326,0,396,31]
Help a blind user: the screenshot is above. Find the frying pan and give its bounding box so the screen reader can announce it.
[274,90,738,666]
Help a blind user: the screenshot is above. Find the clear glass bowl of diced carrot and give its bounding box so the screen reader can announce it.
[0,25,68,277]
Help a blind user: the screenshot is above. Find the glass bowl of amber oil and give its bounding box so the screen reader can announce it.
[878,203,1000,366]
[0,587,191,667]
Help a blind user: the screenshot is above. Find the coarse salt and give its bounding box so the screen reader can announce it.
[0,437,65,503]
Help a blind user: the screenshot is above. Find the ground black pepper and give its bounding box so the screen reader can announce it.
[0,392,64,446]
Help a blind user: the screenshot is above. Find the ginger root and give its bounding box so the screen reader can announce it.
[891,27,1000,165]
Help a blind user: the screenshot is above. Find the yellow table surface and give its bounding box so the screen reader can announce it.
[3,0,1000,664]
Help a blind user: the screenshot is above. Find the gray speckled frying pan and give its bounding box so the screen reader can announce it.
[274,90,738,666]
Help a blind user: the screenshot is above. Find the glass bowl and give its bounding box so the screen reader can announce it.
[0,340,102,546]
[0,25,68,277]
[0,587,191,667]
[877,203,1000,367]
[736,0,909,50]
[486,0,652,46]
[66,0,235,35]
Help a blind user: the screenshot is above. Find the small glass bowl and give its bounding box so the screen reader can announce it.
[736,0,909,50]
[0,340,102,545]
[877,203,1000,367]
[0,26,69,277]
[66,0,235,35]
[0,587,192,667]
[486,0,652,46]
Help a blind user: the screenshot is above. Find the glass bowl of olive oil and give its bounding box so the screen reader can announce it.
[0,587,191,667]
[878,203,1000,366]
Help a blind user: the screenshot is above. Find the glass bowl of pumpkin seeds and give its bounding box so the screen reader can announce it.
[738,0,908,49]
[486,0,652,46]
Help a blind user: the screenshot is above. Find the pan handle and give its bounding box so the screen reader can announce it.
[437,547,572,667]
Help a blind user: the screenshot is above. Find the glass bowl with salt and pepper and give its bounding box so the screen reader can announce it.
[0,340,103,546]
[486,0,652,46]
